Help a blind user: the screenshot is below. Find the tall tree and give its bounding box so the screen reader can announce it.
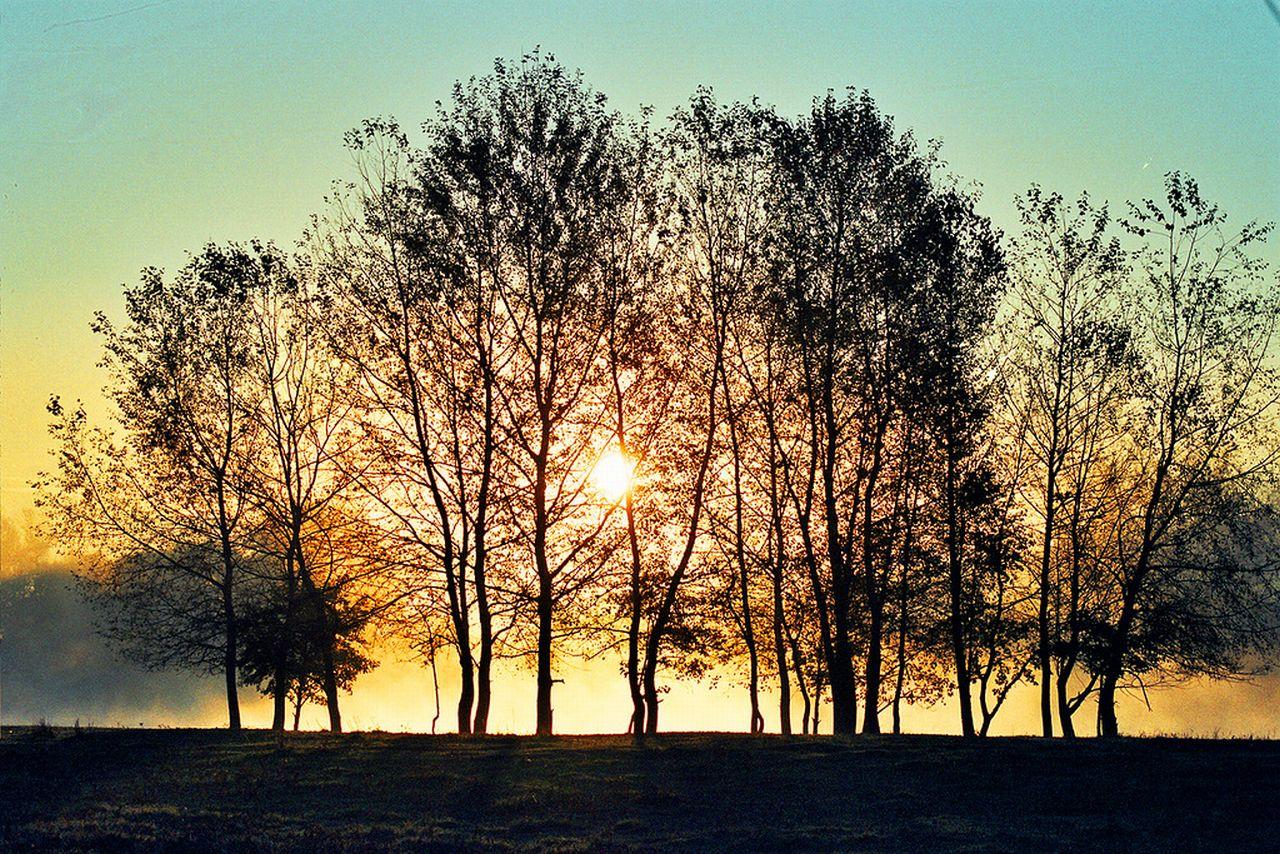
[34,244,269,731]
[1094,173,1280,736]
[635,91,766,735]
[242,258,379,733]
[429,53,628,735]
[1007,187,1127,736]
[312,115,507,734]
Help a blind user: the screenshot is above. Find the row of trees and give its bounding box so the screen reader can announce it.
[37,54,1280,738]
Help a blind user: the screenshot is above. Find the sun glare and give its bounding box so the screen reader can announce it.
[593,448,634,503]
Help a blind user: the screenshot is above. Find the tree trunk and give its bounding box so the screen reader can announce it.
[320,641,342,733]
[471,369,496,735]
[442,549,474,735]
[861,441,886,735]
[1056,672,1077,738]
[772,568,791,736]
[215,477,241,732]
[945,447,976,738]
[892,592,908,735]
[1097,673,1119,737]
[1098,593,1137,738]
[431,649,441,736]
[722,355,763,735]
[828,630,858,735]
[473,599,492,735]
[272,675,288,731]
[638,340,724,736]
[271,553,297,733]
[786,620,810,736]
[820,365,858,736]
[1037,462,1058,738]
[297,548,342,734]
[813,678,824,734]
[222,582,241,733]
[472,534,493,734]
[535,573,554,736]
[862,607,882,734]
[625,492,646,740]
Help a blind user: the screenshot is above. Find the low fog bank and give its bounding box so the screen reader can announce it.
[0,570,220,727]
[2,569,1276,737]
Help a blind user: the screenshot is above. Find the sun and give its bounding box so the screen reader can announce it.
[593,448,635,503]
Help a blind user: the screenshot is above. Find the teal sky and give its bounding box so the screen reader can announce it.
[2,0,1278,524]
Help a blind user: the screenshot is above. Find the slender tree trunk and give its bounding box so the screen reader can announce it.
[440,541,473,734]
[1097,673,1119,737]
[1037,460,1058,738]
[639,339,724,735]
[431,648,441,736]
[813,677,824,734]
[772,567,791,736]
[471,501,488,737]
[468,285,491,737]
[222,579,240,732]
[862,605,882,734]
[824,491,857,733]
[819,363,858,736]
[535,574,554,736]
[723,369,763,735]
[320,642,342,733]
[271,552,297,733]
[296,545,341,734]
[453,564,475,735]
[1098,592,1137,738]
[272,679,288,731]
[784,620,810,735]
[216,477,241,731]
[532,405,556,736]
[625,492,646,739]
[1056,672,1077,738]
[472,570,493,734]
[861,437,887,735]
[892,578,909,736]
[945,446,976,738]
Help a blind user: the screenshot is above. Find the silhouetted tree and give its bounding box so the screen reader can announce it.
[1094,174,1280,736]
[34,244,273,731]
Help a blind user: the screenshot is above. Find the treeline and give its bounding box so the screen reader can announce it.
[37,53,1280,738]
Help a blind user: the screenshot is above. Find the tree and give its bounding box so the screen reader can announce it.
[34,244,269,731]
[241,255,383,733]
[1094,173,1280,736]
[1006,187,1128,736]
[312,113,510,734]
[633,91,766,735]
[237,590,376,731]
[764,91,996,734]
[415,53,631,735]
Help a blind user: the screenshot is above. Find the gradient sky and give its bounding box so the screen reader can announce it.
[1,0,1277,733]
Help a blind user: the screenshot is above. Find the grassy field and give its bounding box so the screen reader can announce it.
[0,728,1275,851]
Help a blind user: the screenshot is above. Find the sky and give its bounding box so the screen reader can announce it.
[1,0,1278,734]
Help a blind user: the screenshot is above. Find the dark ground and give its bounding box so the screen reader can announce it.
[0,729,1276,852]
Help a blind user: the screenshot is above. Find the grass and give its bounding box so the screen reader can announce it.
[1,728,1276,851]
